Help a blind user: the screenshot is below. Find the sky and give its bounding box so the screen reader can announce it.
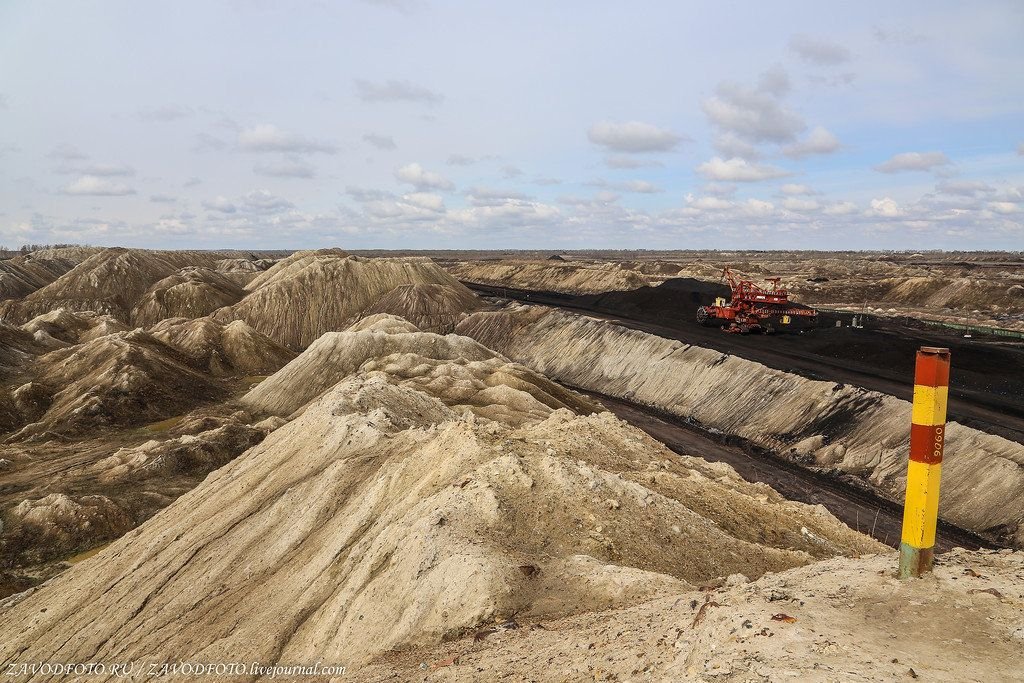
[0,0,1022,250]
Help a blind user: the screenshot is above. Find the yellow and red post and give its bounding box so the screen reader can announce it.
[899,346,951,578]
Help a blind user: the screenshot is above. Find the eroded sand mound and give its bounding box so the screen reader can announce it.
[7,330,227,438]
[0,325,879,672]
[214,257,276,285]
[20,308,129,347]
[0,409,270,578]
[149,317,296,376]
[0,248,224,323]
[0,250,85,301]
[6,493,133,564]
[457,305,1024,546]
[217,250,480,349]
[131,267,246,326]
[356,283,483,333]
[0,321,40,377]
[449,259,662,294]
[354,548,1024,682]
[240,316,582,420]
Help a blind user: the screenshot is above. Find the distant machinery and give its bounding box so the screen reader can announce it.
[696,267,818,334]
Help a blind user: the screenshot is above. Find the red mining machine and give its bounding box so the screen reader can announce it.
[696,267,818,334]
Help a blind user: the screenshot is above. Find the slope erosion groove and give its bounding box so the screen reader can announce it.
[0,317,881,673]
[456,305,1024,547]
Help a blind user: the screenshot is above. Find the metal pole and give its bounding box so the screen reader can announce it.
[898,346,951,578]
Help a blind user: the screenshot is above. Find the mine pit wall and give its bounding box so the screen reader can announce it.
[456,304,1024,548]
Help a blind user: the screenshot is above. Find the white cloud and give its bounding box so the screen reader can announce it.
[501,165,524,179]
[465,187,531,207]
[363,133,397,150]
[0,93,8,110]
[394,162,455,191]
[604,155,664,169]
[686,195,732,210]
[989,202,1019,215]
[136,104,193,122]
[700,183,736,197]
[782,126,842,158]
[446,154,493,166]
[62,175,135,196]
[47,143,88,161]
[401,192,445,212]
[701,69,805,144]
[202,196,237,213]
[183,177,202,187]
[936,180,994,197]
[866,197,902,217]
[589,178,664,194]
[241,189,294,213]
[354,79,443,105]
[253,158,316,178]
[713,133,761,160]
[238,124,337,154]
[823,201,858,215]
[56,162,135,176]
[874,151,950,173]
[149,194,177,203]
[782,197,820,211]
[695,157,791,182]
[781,183,817,195]
[587,121,684,153]
[741,199,775,217]
[789,34,851,65]
[1018,142,1024,155]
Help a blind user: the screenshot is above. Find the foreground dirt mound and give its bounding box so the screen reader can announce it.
[354,549,1024,682]
[0,325,879,671]
[6,330,227,438]
[217,250,480,349]
[0,248,225,323]
[356,283,483,333]
[131,267,246,326]
[457,305,1024,547]
[149,317,296,376]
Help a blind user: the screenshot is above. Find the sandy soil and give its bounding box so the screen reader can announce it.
[353,548,1024,683]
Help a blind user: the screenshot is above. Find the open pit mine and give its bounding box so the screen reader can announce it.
[1,247,1023,682]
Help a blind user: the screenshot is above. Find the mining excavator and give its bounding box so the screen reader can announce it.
[696,267,818,334]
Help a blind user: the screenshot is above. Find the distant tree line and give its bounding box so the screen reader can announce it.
[0,243,92,258]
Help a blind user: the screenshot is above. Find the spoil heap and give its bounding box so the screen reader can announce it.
[0,317,879,671]
[131,268,246,326]
[356,283,483,333]
[149,317,295,376]
[456,305,1024,547]
[6,330,226,439]
[0,248,223,323]
[216,249,480,349]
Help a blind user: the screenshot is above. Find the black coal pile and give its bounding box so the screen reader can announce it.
[577,278,731,319]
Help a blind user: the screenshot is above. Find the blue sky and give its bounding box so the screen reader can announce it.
[0,0,1022,249]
